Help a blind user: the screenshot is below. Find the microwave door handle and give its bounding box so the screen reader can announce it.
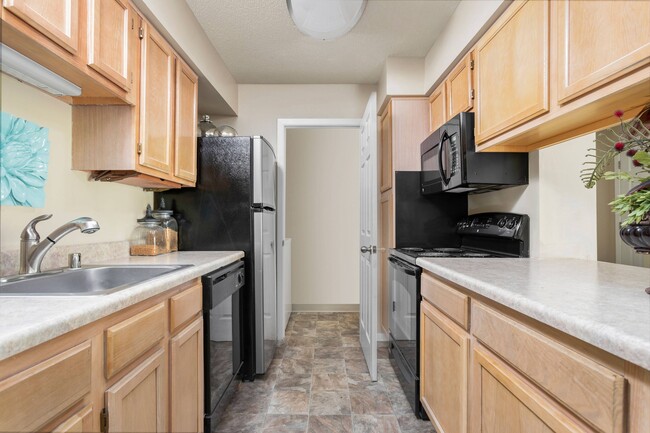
[438,131,449,185]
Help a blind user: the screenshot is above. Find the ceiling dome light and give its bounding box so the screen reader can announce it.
[287,0,367,40]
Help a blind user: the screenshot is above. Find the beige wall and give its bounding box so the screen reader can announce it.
[469,134,598,260]
[210,84,376,152]
[0,74,152,253]
[378,57,425,109]
[286,128,360,306]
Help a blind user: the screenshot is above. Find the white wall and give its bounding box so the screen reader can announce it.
[286,128,360,307]
[378,57,425,109]
[210,84,376,152]
[469,134,598,259]
[0,74,152,253]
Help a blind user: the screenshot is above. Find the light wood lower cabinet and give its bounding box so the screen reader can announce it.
[420,271,649,433]
[169,317,204,433]
[420,299,469,433]
[472,345,589,433]
[106,348,167,433]
[379,190,393,332]
[0,278,204,433]
[52,405,94,433]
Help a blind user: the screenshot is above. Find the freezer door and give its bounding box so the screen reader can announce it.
[253,137,276,209]
[254,210,277,374]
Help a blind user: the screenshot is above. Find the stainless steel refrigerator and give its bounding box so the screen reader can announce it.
[156,136,277,379]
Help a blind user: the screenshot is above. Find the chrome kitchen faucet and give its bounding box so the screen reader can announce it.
[19,214,100,274]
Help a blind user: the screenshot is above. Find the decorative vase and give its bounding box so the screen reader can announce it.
[617,180,650,294]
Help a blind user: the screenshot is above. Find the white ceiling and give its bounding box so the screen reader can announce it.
[185,0,460,84]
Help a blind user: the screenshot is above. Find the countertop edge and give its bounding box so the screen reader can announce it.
[0,251,244,362]
[416,258,650,372]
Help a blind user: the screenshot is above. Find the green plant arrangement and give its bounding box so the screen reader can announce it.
[582,105,650,227]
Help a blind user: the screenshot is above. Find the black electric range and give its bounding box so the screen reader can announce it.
[388,212,529,419]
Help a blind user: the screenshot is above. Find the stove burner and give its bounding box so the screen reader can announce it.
[419,252,452,257]
[460,252,491,258]
[432,248,464,253]
[401,247,425,252]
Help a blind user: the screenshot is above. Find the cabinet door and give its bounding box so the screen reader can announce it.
[475,0,549,144]
[379,190,393,332]
[429,82,446,133]
[420,300,469,433]
[169,317,203,433]
[556,0,650,104]
[380,103,392,192]
[139,22,174,175]
[106,349,167,433]
[445,51,474,119]
[3,0,78,54]
[86,0,129,90]
[0,342,91,432]
[52,405,93,433]
[174,57,198,183]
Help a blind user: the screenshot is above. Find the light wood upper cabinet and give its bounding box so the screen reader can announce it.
[475,0,549,144]
[169,317,204,433]
[380,103,393,192]
[429,82,446,133]
[87,0,129,90]
[106,348,167,433]
[446,51,474,119]
[420,300,469,433]
[174,57,199,183]
[556,0,650,104]
[139,21,174,175]
[471,345,589,433]
[3,0,79,54]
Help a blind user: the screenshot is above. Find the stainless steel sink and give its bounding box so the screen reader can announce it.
[0,265,192,296]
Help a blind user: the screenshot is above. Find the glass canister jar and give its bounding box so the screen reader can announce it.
[152,198,178,252]
[198,115,219,137]
[130,205,166,256]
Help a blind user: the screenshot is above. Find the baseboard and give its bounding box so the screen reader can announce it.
[292,303,359,312]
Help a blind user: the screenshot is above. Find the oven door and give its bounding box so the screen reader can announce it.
[388,256,420,370]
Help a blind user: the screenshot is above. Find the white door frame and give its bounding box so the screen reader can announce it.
[276,118,362,339]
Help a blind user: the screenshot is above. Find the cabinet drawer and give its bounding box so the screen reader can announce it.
[421,272,469,330]
[52,404,93,432]
[472,302,625,433]
[0,341,91,432]
[105,302,166,378]
[170,282,202,333]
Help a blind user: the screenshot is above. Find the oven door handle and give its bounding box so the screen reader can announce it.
[388,257,418,276]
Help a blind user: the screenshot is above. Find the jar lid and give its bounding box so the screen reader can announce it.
[153,197,173,217]
[137,204,159,223]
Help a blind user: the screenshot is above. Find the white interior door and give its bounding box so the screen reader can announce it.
[359,92,378,381]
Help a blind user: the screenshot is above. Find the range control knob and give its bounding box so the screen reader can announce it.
[506,218,517,229]
[497,218,506,228]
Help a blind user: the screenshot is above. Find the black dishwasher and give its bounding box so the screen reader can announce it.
[203,260,245,432]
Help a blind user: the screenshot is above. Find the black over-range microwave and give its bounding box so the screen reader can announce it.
[420,112,528,194]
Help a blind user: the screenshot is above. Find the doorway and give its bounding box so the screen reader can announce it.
[285,127,361,312]
[277,119,361,338]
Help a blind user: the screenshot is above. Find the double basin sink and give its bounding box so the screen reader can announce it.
[0,265,192,296]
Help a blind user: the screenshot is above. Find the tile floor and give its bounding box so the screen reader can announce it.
[215,312,435,433]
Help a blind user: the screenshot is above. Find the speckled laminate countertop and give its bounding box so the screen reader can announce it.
[0,251,244,361]
[416,257,650,371]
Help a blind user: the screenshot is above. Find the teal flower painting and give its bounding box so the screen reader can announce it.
[0,112,50,207]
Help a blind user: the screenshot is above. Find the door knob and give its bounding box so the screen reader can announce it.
[360,246,376,254]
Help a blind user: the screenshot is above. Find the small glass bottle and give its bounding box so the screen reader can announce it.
[152,197,178,252]
[130,205,166,256]
[198,115,219,137]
